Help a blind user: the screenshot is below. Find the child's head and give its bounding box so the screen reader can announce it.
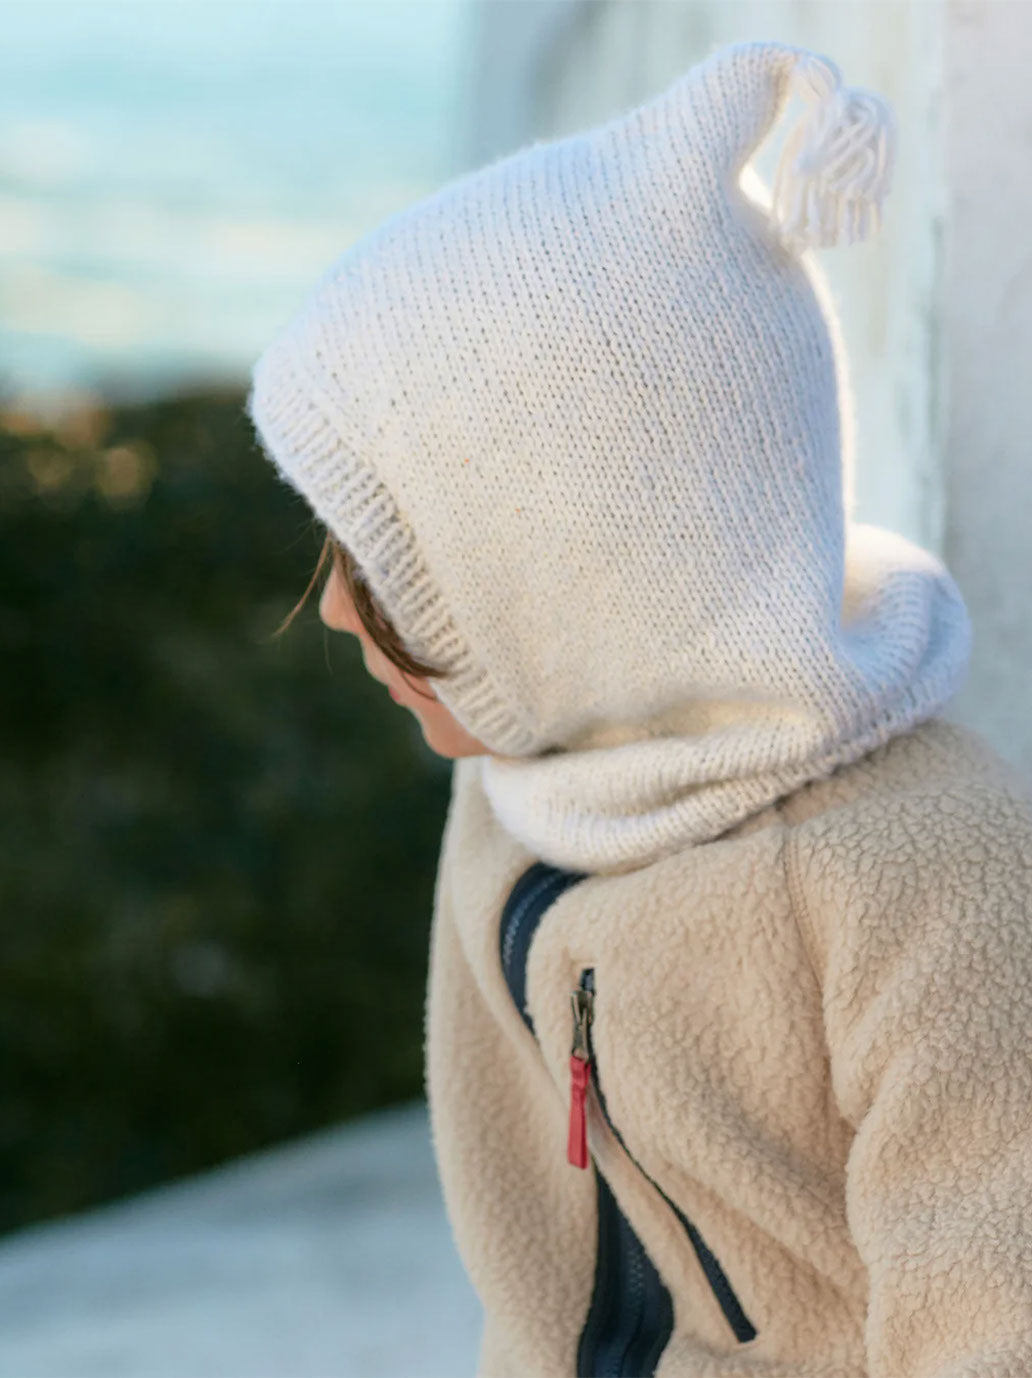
[248,37,971,871]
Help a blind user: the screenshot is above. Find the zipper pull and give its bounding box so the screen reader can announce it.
[567,985,594,1169]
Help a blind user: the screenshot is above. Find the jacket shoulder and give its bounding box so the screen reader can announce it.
[780,716,1032,980]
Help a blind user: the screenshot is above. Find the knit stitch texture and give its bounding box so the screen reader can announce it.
[248,36,971,876]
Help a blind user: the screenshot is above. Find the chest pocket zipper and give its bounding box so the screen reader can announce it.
[572,968,757,1348]
[499,862,758,1376]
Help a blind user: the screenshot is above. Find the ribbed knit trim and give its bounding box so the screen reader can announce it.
[247,328,540,758]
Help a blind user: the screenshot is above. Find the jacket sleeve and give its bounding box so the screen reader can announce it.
[787,771,1032,1378]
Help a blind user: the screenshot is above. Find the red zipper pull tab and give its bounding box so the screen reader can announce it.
[568,987,593,1169]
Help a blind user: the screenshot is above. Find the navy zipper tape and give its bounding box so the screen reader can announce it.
[670,1202,757,1344]
[499,861,589,1035]
[577,1173,674,1378]
[499,862,671,1377]
[581,968,757,1346]
[498,860,757,1368]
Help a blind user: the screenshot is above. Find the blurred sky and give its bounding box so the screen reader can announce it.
[0,0,474,411]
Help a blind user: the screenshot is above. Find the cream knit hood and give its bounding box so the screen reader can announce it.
[247,38,971,876]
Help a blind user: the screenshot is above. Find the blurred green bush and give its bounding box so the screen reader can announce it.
[0,384,452,1234]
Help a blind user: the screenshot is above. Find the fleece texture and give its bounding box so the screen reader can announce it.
[427,717,1032,1376]
[247,37,971,876]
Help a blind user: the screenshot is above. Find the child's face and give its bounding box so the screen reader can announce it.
[319,562,490,760]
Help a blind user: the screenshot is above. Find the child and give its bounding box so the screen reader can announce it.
[248,37,1032,1378]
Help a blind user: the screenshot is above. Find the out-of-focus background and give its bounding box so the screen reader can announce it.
[2,1,1030,1375]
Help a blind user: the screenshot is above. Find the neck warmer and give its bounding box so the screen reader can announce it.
[247,37,971,876]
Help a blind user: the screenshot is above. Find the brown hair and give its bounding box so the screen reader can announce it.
[275,530,452,691]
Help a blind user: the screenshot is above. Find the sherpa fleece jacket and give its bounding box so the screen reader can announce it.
[425,716,1032,1377]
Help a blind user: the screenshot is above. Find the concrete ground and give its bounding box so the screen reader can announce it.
[0,1100,482,1378]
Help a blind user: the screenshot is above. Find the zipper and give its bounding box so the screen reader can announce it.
[567,983,593,1169]
[572,967,757,1347]
[576,1169,674,1378]
[571,968,675,1377]
[498,861,758,1375]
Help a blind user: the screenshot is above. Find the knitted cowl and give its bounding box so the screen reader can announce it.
[247,37,971,876]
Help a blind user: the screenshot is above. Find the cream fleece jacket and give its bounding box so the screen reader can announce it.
[427,716,1032,1377]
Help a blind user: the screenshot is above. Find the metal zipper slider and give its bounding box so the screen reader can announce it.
[567,983,594,1169]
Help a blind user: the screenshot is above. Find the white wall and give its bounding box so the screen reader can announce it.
[942,0,1032,778]
[466,0,1032,778]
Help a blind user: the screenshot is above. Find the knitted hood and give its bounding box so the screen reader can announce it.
[247,38,971,875]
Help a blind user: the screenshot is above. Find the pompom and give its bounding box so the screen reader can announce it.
[771,51,896,252]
